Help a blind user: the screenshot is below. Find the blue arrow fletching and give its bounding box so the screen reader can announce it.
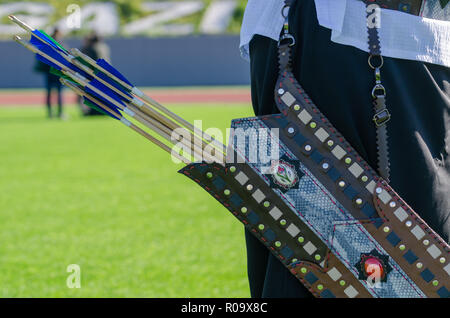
[96,59,133,87]
[83,96,120,120]
[32,30,68,54]
[95,70,133,101]
[85,79,124,114]
[35,53,61,71]
[30,35,87,76]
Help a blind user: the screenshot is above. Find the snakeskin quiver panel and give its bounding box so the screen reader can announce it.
[178,71,450,298]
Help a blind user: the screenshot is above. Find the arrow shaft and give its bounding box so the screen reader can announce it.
[8,15,33,32]
[62,78,216,163]
[71,48,227,155]
[61,67,215,159]
[126,103,214,156]
[12,16,225,165]
[71,48,134,91]
[62,79,192,164]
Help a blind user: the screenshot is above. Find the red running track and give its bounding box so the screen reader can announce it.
[0,88,251,106]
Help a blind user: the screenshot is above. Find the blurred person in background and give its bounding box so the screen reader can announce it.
[78,32,111,116]
[81,32,111,62]
[34,28,65,119]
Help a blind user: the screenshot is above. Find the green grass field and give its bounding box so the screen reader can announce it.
[0,103,254,297]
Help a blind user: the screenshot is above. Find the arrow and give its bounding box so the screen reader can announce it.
[9,15,94,75]
[61,78,192,165]
[61,68,213,162]
[11,16,225,164]
[70,48,227,155]
[10,14,225,159]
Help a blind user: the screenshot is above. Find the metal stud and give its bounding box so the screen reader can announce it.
[301,267,307,274]
[258,224,265,231]
[376,187,383,194]
[293,104,300,111]
[275,241,282,248]
[241,207,248,214]
[322,163,329,170]
[246,184,253,191]
[439,257,446,264]
[292,258,298,263]
[310,122,317,129]
[229,166,236,173]
[298,236,305,243]
[405,220,412,227]
[315,254,321,261]
[339,280,346,286]
[280,219,287,226]
[206,172,213,179]
[355,198,363,205]
[263,201,270,208]
[287,127,295,134]
[331,145,347,159]
[416,262,423,269]
[432,280,439,287]
[383,226,390,233]
[423,239,430,246]
[317,284,324,290]
[304,144,312,152]
[389,201,397,208]
[224,189,231,196]
[327,140,334,147]
[278,88,285,95]
[338,181,346,188]
[361,175,369,182]
[344,157,352,164]
[399,244,406,251]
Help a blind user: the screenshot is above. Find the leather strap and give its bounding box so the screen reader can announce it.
[278,1,295,72]
[279,0,391,182]
[365,3,391,182]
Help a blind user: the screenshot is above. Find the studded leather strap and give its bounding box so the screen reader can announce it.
[365,2,392,182]
[281,0,392,181]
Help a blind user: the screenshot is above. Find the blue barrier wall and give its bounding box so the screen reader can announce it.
[0,35,250,89]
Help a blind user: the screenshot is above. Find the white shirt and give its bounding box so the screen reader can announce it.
[240,0,450,68]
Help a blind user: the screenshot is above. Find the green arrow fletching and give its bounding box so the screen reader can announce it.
[38,29,68,53]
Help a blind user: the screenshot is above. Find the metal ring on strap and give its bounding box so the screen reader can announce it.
[278,34,296,47]
[368,54,384,69]
[372,84,386,98]
[281,4,290,18]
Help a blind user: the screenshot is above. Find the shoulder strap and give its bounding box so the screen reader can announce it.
[277,0,392,182]
[365,3,391,182]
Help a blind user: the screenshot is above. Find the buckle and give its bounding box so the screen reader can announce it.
[373,108,391,127]
[371,83,386,98]
[278,34,296,47]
